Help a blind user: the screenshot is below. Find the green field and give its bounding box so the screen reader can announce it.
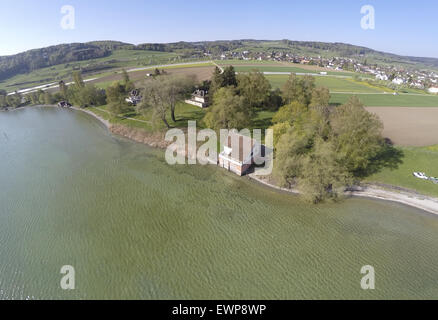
[365,145,438,197]
[266,74,381,92]
[331,93,438,107]
[215,59,283,66]
[264,74,438,107]
[232,65,354,77]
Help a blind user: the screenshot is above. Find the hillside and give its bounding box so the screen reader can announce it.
[1,39,438,91]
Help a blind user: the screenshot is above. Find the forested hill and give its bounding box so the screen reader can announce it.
[1,39,438,81]
[0,41,130,81]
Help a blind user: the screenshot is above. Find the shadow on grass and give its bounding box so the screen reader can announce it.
[356,139,405,178]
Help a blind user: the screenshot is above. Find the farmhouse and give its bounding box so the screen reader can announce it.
[185,89,209,108]
[218,132,261,176]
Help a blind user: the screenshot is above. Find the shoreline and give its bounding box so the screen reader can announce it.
[72,105,438,216]
[8,105,438,216]
[248,174,438,216]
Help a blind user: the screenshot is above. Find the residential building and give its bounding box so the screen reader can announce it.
[185,89,209,108]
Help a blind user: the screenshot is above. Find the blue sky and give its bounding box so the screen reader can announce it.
[0,0,436,58]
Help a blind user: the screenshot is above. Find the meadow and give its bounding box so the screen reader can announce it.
[365,145,438,198]
[233,65,354,77]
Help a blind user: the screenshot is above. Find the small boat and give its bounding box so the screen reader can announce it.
[413,172,429,180]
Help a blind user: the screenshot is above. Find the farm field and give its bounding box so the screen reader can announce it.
[266,74,382,93]
[42,63,216,92]
[264,74,438,107]
[216,59,358,76]
[0,49,189,93]
[331,92,438,107]
[366,107,438,146]
[232,65,355,77]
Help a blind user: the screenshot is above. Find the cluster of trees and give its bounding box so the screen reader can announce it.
[0,89,24,109]
[199,67,389,203]
[1,70,107,110]
[204,66,282,130]
[272,74,387,202]
[136,73,196,128]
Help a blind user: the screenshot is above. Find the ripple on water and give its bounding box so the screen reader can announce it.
[0,107,438,299]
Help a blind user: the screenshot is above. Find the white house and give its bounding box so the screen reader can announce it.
[185,90,209,108]
[376,74,388,81]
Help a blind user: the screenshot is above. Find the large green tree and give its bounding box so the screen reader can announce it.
[237,71,271,109]
[166,74,196,123]
[273,95,385,203]
[330,96,385,177]
[107,82,131,115]
[281,74,315,106]
[210,66,237,95]
[138,77,171,128]
[203,87,252,130]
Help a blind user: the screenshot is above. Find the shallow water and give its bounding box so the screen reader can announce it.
[0,107,437,299]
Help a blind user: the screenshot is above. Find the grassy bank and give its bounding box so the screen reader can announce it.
[365,145,438,197]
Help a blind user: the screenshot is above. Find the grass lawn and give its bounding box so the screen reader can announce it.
[88,101,207,132]
[365,145,438,197]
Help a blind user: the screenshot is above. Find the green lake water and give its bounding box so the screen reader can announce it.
[0,107,437,299]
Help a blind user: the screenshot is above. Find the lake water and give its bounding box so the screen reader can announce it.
[0,107,437,299]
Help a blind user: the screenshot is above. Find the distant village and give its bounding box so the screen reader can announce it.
[202,50,438,94]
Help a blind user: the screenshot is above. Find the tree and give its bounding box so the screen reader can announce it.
[265,88,283,111]
[5,93,23,108]
[43,91,54,105]
[237,71,271,109]
[222,66,237,87]
[271,101,308,126]
[166,74,196,123]
[203,87,252,130]
[330,96,385,177]
[59,80,68,100]
[210,66,225,94]
[0,93,6,109]
[310,87,330,108]
[210,66,237,95]
[68,84,106,108]
[298,138,351,203]
[281,74,315,106]
[72,71,85,88]
[107,82,130,115]
[138,77,171,128]
[121,69,135,92]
